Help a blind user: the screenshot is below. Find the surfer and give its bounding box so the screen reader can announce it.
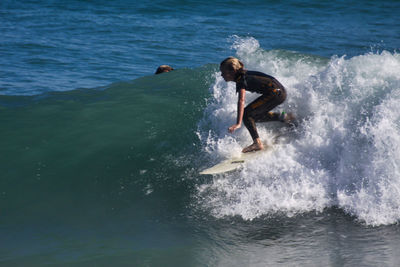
[220,57,295,153]
[155,65,174,74]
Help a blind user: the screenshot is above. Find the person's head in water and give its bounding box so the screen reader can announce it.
[220,57,244,82]
[155,65,174,74]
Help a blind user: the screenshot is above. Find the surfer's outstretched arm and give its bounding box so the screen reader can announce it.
[228,88,245,133]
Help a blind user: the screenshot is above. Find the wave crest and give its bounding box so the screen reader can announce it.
[197,37,400,226]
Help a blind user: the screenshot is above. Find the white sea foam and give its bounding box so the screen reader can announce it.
[197,37,400,226]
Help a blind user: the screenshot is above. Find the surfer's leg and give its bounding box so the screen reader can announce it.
[253,90,297,126]
[242,91,286,153]
[242,107,263,152]
[252,89,286,122]
[243,108,259,140]
[242,111,263,153]
[242,94,273,152]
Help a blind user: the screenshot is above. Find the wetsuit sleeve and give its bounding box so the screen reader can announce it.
[236,76,247,93]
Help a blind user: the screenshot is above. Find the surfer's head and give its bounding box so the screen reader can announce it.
[220,57,244,82]
[155,65,174,74]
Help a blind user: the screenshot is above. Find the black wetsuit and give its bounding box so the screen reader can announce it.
[236,70,286,140]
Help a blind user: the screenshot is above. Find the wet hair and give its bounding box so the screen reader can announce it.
[155,65,174,74]
[220,57,244,72]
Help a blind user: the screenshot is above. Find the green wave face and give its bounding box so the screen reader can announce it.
[0,66,214,225]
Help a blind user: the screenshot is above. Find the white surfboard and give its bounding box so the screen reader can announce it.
[199,146,273,175]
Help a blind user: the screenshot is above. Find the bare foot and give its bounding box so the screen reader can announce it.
[242,141,264,153]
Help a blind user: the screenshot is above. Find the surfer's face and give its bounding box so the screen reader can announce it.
[220,68,235,82]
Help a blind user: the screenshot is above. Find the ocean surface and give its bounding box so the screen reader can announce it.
[1,0,400,266]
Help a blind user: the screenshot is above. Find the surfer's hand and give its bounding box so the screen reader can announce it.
[228,124,241,133]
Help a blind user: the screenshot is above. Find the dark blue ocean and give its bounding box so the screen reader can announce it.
[1,0,400,266]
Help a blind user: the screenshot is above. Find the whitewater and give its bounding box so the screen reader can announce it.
[197,37,400,226]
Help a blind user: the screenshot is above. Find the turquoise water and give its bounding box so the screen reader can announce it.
[1,0,400,266]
